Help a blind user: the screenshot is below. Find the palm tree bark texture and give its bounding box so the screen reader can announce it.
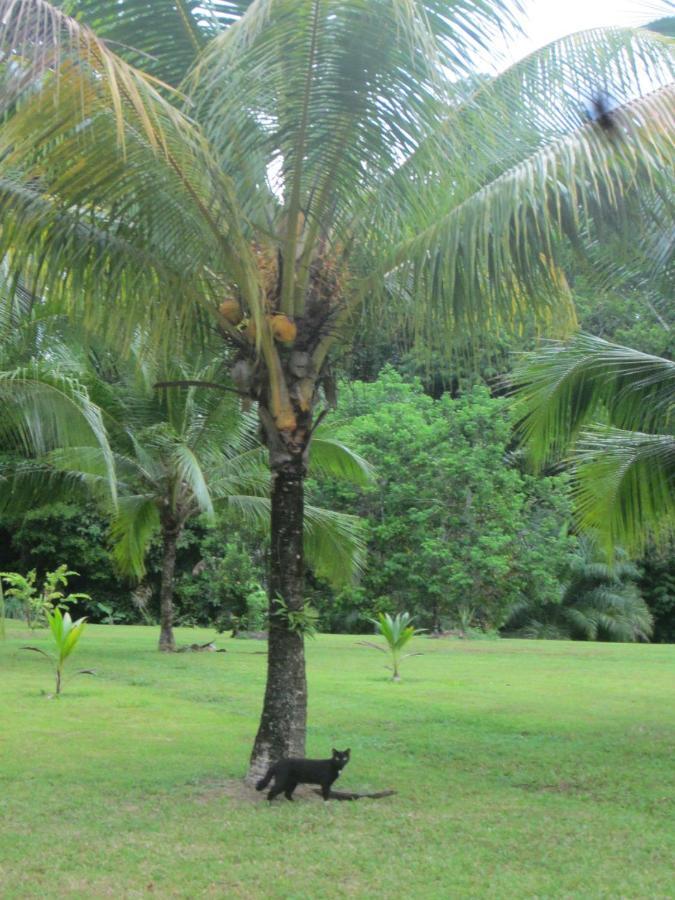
[248,451,308,781]
[158,513,181,652]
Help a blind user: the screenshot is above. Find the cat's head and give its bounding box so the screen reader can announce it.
[331,748,351,769]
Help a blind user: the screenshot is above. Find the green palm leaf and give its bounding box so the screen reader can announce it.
[61,0,250,86]
[308,434,375,487]
[513,335,674,555]
[355,28,674,354]
[225,494,366,587]
[573,427,675,555]
[513,334,675,467]
[0,365,116,501]
[110,495,161,578]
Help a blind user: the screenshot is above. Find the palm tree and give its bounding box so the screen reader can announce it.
[505,537,653,642]
[513,333,674,556]
[1,349,370,650]
[0,1,672,777]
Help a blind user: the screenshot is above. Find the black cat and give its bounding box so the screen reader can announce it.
[256,748,351,801]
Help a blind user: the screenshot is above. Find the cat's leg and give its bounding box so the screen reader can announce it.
[267,779,285,802]
[321,782,332,801]
[284,780,298,801]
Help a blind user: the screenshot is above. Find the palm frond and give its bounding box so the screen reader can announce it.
[110,494,160,578]
[0,450,114,515]
[171,442,214,520]
[0,1,258,350]
[513,334,675,466]
[189,0,522,313]
[302,502,367,587]
[353,28,674,353]
[0,365,116,502]
[573,427,675,555]
[61,0,250,85]
[308,434,374,486]
[224,494,366,587]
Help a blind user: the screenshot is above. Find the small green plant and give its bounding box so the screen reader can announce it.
[360,612,425,681]
[0,565,90,629]
[22,607,94,696]
[454,604,477,635]
[274,597,320,637]
[94,602,127,625]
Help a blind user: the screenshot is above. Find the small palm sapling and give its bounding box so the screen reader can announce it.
[22,608,94,696]
[360,612,424,681]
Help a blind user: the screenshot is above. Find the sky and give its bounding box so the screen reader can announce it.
[499,0,674,65]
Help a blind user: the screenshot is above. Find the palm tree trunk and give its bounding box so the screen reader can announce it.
[248,455,307,782]
[158,518,180,652]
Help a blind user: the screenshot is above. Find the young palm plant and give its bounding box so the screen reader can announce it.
[0,0,672,775]
[360,612,425,681]
[22,607,94,696]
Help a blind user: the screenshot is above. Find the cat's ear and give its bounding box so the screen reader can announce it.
[332,748,338,756]
[345,748,351,756]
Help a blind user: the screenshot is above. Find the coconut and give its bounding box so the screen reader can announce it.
[219,298,243,325]
[270,314,297,343]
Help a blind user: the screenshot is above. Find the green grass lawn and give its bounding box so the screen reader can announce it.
[1,621,673,898]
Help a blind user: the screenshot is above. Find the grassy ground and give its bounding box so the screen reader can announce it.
[0,621,673,899]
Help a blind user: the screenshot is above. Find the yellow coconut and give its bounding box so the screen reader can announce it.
[270,314,297,343]
[219,298,243,325]
[275,409,297,431]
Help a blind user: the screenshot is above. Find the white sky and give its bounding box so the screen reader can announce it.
[499,0,674,65]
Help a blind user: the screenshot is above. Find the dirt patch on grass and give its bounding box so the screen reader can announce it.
[189,776,320,805]
[515,780,587,795]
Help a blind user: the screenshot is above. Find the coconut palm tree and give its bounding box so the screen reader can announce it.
[0,1,672,777]
[513,333,674,557]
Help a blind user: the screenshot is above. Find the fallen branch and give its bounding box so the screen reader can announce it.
[311,788,396,801]
[175,642,226,653]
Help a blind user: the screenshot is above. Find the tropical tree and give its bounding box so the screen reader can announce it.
[513,334,674,556]
[504,537,653,642]
[0,1,673,777]
[1,351,370,650]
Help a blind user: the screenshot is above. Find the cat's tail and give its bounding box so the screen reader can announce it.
[255,765,275,791]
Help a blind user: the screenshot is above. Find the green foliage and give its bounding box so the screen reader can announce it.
[312,369,575,631]
[93,602,128,625]
[639,546,675,643]
[505,539,653,643]
[0,570,38,627]
[240,587,268,633]
[22,607,92,695]
[172,514,266,630]
[0,502,117,618]
[0,564,90,629]
[360,611,424,681]
[274,597,320,638]
[513,334,675,556]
